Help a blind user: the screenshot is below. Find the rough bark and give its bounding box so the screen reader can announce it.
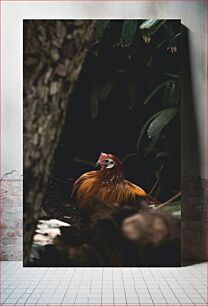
[23,20,97,265]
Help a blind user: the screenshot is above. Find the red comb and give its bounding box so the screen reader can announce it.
[98,152,108,161]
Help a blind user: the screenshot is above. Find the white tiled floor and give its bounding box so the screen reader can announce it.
[0,261,207,305]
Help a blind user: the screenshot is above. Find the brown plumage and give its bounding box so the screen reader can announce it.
[72,153,159,210]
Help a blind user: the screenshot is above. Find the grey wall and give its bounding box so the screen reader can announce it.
[1,1,207,262]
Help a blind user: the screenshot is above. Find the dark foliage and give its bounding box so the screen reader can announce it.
[41,20,181,225]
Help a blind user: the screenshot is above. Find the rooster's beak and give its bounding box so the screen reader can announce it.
[95,152,107,169]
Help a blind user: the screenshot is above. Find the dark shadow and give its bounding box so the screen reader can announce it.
[37,20,183,267]
[181,25,206,265]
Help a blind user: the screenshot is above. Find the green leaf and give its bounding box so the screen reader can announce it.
[121,20,138,47]
[137,108,178,152]
[165,22,179,53]
[143,80,170,105]
[111,20,123,48]
[94,20,111,42]
[99,70,123,101]
[168,81,176,106]
[141,29,151,44]
[147,108,179,149]
[164,73,180,79]
[140,19,166,44]
[163,80,180,107]
[165,23,176,47]
[136,112,160,151]
[90,75,100,118]
[156,32,181,50]
[150,20,166,35]
[161,200,181,213]
[156,152,173,159]
[140,19,160,30]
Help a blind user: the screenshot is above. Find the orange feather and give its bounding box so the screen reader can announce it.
[72,153,159,210]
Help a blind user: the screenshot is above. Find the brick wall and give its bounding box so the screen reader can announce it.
[0,175,23,260]
[181,176,208,263]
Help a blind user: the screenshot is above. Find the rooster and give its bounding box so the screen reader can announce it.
[72,153,159,210]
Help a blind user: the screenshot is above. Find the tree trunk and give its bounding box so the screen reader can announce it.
[23,20,97,265]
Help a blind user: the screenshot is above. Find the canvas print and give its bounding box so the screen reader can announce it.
[24,19,181,266]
